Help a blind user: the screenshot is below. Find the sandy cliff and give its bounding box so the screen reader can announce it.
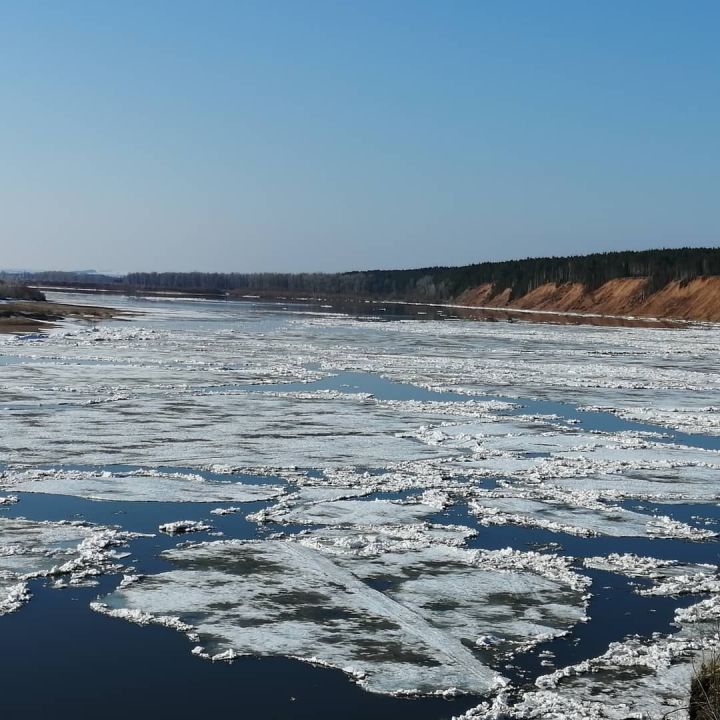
[457,276,720,322]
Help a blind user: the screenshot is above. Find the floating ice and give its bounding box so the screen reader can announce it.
[456,631,719,719]
[209,506,243,516]
[249,494,445,527]
[469,490,714,539]
[158,520,212,535]
[584,553,720,596]
[5,292,720,711]
[0,517,137,615]
[96,536,589,696]
[0,582,32,615]
[0,467,284,503]
[584,552,712,578]
[455,580,720,720]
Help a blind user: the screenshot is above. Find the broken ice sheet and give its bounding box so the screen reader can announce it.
[468,489,714,539]
[158,520,212,535]
[443,433,720,505]
[5,294,720,714]
[456,562,720,720]
[248,492,446,527]
[1,380,479,468]
[95,536,589,696]
[581,403,720,438]
[0,516,136,615]
[584,553,720,596]
[455,630,719,720]
[315,316,720,437]
[0,467,284,503]
[549,461,720,503]
[528,628,719,720]
[583,552,716,580]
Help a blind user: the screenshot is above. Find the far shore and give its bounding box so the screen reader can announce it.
[18,285,694,330]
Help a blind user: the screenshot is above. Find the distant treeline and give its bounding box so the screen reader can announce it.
[0,271,123,287]
[124,247,720,301]
[6,247,720,302]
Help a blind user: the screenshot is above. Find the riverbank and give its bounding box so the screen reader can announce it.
[19,278,719,329]
[26,286,693,329]
[457,277,720,323]
[0,300,127,333]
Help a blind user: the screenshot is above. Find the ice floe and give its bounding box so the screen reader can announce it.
[455,628,720,719]
[96,536,589,695]
[0,517,139,615]
[0,467,284,503]
[248,495,445,527]
[158,520,213,536]
[469,490,715,539]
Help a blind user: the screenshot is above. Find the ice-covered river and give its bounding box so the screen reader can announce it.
[2,291,720,719]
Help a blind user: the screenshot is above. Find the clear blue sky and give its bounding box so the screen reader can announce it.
[1,0,718,273]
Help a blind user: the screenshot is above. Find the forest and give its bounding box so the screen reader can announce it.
[5,247,720,303]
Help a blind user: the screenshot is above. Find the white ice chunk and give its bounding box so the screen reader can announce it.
[0,517,137,614]
[1,467,284,503]
[158,520,212,535]
[469,491,713,539]
[97,537,588,696]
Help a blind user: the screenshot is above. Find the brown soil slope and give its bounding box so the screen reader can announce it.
[457,277,720,322]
